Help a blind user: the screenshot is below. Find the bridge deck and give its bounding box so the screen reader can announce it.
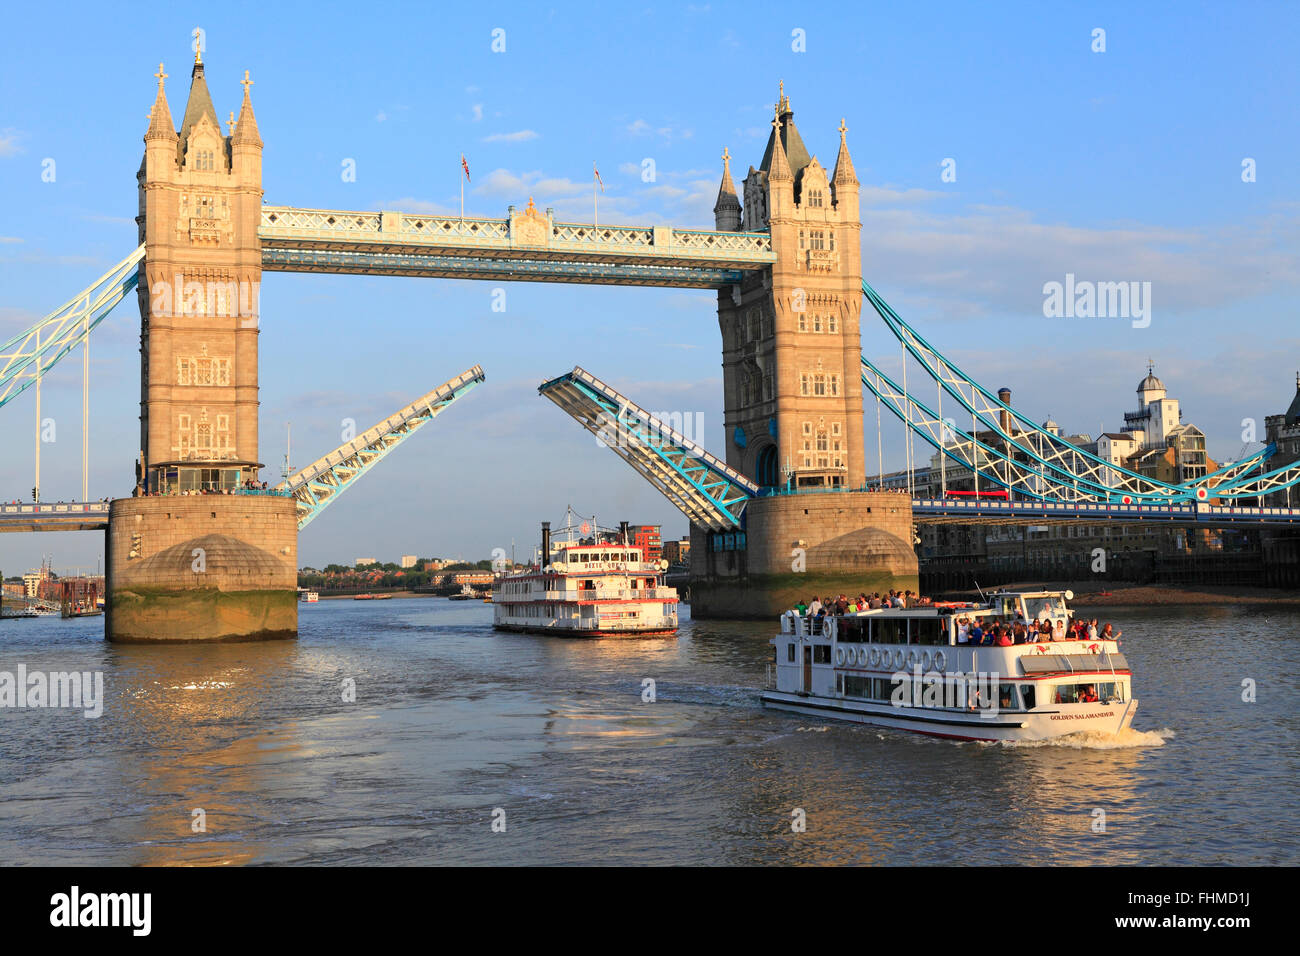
[0,501,110,533]
[258,206,775,288]
[912,497,1300,525]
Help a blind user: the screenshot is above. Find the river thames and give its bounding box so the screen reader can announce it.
[0,599,1295,865]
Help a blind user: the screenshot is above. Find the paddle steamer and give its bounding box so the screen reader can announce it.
[762,589,1137,742]
[493,517,678,637]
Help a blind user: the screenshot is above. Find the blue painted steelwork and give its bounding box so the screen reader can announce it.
[538,367,758,530]
[1,246,144,409]
[861,279,1291,502]
[262,248,747,289]
[277,365,486,529]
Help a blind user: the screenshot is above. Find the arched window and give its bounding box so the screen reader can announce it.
[756,446,779,487]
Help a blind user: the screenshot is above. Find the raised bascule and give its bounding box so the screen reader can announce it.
[6,46,1300,637]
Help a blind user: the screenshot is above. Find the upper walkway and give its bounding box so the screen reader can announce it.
[258,205,776,288]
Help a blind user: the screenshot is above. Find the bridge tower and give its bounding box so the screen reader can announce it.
[715,84,865,491]
[692,85,915,617]
[105,47,297,643]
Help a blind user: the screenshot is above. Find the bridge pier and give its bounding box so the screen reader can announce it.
[688,491,918,619]
[105,496,298,643]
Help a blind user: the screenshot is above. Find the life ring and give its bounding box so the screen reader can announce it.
[1087,643,1101,654]
[921,649,932,671]
[868,646,880,668]
[906,648,919,668]
[933,650,947,671]
[836,647,845,665]
[893,648,906,670]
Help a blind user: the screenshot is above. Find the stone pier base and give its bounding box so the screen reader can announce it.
[689,491,918,619]
[105,495,299,643]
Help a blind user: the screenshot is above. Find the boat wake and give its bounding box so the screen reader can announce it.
[997,727,1175,750]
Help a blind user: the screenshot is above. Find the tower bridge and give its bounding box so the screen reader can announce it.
[5,48,1300,636]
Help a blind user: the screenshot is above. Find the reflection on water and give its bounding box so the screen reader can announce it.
[0,599,1295,865]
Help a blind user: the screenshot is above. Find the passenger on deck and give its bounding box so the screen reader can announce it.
[1078,684,1099,703]
[1088,619,1100,640]
[995,627,1013,647]
[808,597,822,617]
[1052,619,1066,642]
[969,621,984,645]
[956,618,971,644]
[1101,623,1121,640]
[1012,622,1028,644]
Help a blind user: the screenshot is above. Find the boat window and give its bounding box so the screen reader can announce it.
[1021,685,1036,710]
[998,684,1018,711]
[1053,681,1123,704]
[912,619,942,645]
[813,645,832,664]
[873,619,904,644]
[838,618,866,643]
[787,643,796,662]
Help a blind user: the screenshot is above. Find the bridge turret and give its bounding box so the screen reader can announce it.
[831,118,859,222]
[765,111,795,221]
[713,147,742,231]
[231,70,262,181]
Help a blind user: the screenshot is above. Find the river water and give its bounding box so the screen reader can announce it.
[0,599,1295,865]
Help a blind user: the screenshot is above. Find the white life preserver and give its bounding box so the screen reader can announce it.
[868,646,880,668]
[921,650,932,671]
[894,648,906,670]
[858,647,868,666]
[836,647,845,665]
[933,650,947,671]
[906,648,919,669]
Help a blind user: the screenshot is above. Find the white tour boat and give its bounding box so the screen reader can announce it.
[493,519,679,637]
[299,589,319,603]
[762,589,1136,742]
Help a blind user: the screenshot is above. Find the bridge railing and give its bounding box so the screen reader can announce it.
[260,206,775,264]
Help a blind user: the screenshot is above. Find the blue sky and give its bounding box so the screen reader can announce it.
[2,1,1298,574]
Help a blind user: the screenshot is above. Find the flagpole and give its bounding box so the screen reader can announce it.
[593,162,598,229]
[460,154,465,221]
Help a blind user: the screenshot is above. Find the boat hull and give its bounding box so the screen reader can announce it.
[760,690,1138,742]
[494,623,677,638]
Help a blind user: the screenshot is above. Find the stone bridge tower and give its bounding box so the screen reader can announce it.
[693,85,915,619]
[713,83,865,491]
[106,47,297,643]
[137,48,263,494]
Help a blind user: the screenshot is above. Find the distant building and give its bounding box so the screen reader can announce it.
[628,524,662,562]
[355,558,376,567]
[1263,374,1300,507]
[422,559,450,572]
[400,555,418,569]
[22,571,44,598]
[662,537,692,565]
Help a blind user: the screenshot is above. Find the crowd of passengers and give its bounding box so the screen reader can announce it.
[793,591,1121,645]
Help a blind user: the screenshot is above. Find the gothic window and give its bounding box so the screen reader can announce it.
[829,231,836,252]
[196,423,212,453]
[808,190,824,208]
[802,422,812,436]
[828,314,838,333]
[813,373,827,397]
[832,422,842,436]
[764,366,774,400]
[800,374,810,396]
[195,358,213,386]
[177,358,192,386]
[813,314,823,333]
[798,229,805,249]
[829,374,840,397]
[810,231,825,250]
[798,312,807,332]
[215,358,230,386]
[816,432,829,452]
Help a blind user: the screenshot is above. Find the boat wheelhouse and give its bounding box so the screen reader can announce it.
[493,520,679,637]
[761,590,1137,742]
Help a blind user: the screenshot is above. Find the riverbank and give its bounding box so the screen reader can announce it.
[942,580,1300,607]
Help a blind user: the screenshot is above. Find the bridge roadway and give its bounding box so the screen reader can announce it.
[6,494,1300,534]
[910,497,1300,526]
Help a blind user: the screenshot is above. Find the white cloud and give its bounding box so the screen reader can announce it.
[0,129,23,157]
[375,111,387,123]
[472,103,484,122]
[483,129,539,143]
[0,236,24,243]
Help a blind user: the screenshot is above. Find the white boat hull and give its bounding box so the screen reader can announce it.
[760,690,1139,742]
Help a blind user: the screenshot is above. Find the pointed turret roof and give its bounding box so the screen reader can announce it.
[833,118,858,187]
[177,50,221,162]
[231,70,262,148]
[767,112,793,183]
[713,147,740,213]
[1285,373,1300,426]
[759,82,811,181]
[145,62,176,142]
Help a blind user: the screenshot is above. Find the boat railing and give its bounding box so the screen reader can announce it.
[575,587,676,600]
